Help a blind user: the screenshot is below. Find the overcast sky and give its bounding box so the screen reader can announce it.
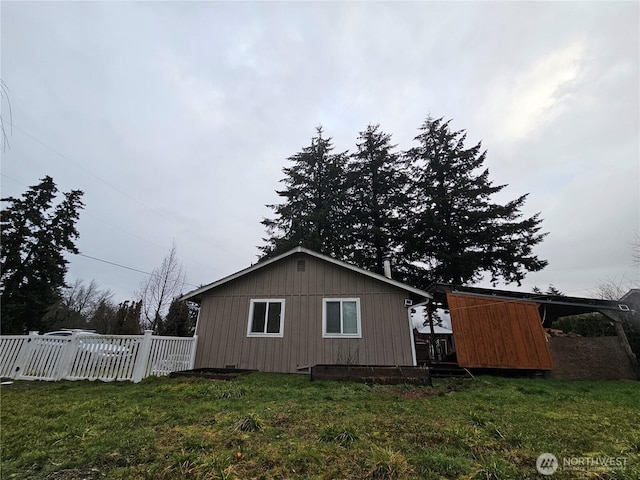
[2,1,638,304]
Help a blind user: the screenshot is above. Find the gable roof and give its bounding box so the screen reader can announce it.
[180,246,432,302]
[620,289,640,305]
[416,324,453,335]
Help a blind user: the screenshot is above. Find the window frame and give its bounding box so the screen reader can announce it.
[322,298,362,338]
[247,299,286,337]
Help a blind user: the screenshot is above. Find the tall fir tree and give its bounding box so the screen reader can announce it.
[346,124,408,274]
[261,127,350,259]
[403,117,547,288]
[114,300,142,335]
[1,176,84,333]
[157,298,196,337]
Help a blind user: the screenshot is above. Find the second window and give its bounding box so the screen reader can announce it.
[322,298,361,338]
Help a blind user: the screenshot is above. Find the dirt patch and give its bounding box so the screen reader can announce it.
[43,468,102,480]
[169,367,256,380]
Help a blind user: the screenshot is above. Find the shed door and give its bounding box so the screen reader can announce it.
[448,293,553,370]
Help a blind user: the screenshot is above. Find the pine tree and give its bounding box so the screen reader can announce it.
[403,117,547,288]
[1,176,84,333]
[261,127,350,259]
[157,298,196,337]
[346,124,408,274]
[114,300,142,335]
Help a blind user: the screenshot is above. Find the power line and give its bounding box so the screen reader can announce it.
[1,172,171,253]
[76,253,199,289]
[8,121,183,228]
[5,121,240,266]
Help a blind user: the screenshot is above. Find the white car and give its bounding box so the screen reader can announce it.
[42,330,131,358]
[43,329,98,337]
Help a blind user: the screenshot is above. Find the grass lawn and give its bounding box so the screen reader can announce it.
[1,373,638,479]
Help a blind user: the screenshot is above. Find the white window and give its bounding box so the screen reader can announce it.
[247,299,285,337]
[322,298,361,338]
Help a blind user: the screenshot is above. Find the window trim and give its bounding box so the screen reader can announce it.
[322,298,362,338]
[247,299,285,337]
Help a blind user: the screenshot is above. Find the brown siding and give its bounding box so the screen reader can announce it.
[194,253,415,373]
[448,293,554,370]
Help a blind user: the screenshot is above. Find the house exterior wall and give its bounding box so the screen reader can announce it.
[194,253,415,373]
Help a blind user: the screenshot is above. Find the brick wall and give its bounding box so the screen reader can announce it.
[548,336,637,380]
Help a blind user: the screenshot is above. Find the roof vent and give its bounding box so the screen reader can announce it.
[297,260,306,272]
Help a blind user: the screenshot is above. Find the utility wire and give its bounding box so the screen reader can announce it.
[8,121,183,227]
[1,172,170,253]
[5,121,239,266]
[76,253,200,289]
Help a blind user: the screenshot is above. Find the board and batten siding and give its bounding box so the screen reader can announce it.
[194,253,415,373]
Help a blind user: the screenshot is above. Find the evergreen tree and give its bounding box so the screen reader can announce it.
[261,127,350,259]
[403,117,547,288]
[532,284,563,296]
[1,176,84,333]
[157,298,196,337]
[114,300,142,335]
[346,124,408,274]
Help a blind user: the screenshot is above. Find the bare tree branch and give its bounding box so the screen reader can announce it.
[137,242,187,332]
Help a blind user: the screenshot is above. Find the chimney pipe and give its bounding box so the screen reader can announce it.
[382,255,392,279]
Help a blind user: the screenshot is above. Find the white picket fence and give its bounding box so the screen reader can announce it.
[0,330,197,383]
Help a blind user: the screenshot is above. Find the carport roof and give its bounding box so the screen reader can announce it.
[429,284,630,326]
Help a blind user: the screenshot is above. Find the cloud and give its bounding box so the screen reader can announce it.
[158,53,228,131]
[483,41,586,143]
[2,1,638,304]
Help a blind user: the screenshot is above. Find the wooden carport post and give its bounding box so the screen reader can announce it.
[426,301,437,363]
[598,309,639,379]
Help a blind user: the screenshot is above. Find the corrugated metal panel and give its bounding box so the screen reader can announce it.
[448,293,553,370]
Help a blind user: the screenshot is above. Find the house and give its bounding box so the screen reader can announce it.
[620,289,640,330]
[413,323,454,363]
[180,247,431,373]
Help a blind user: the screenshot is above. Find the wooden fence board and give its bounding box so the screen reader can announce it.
[448,293,553,370]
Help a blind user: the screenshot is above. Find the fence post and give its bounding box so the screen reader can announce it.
[188,335,198,370]
[132,330,153,383]
[55,331,80,381]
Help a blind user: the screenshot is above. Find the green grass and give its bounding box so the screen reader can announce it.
[1,374,639,479]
